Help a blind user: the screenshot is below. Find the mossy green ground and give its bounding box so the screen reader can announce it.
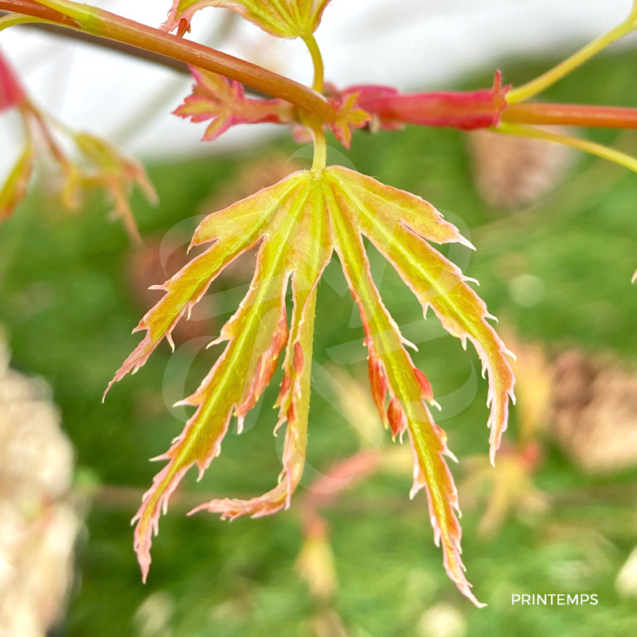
[2,49,637,637]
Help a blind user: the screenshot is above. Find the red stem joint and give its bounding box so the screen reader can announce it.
[347,72,510,131]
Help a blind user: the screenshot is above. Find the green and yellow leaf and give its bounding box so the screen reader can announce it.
[163,0,333,39]
[329,93,372,150]
[190,177,332,520]
[107,171,331,579]
[109,165,513,606]
[323,167,516,465]
[323,170,485,606]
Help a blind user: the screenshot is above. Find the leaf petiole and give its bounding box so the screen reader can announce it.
[303,34,327,170]
[311,126,327,170]
[303,34,324,94]
[0,11,55,30]
[507,3,637,104]
[24,0,97,27]
[494,121,637,175]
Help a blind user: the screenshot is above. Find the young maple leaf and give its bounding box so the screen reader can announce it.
[71,133,158,243]
[163,0,333,39]
[328,93,372,149]
[0,48,155,239]
[174,66,295,141]
[107,167,514,606]
[175,66,370,148]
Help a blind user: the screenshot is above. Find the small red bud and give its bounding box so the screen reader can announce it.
[368,354,388,424]
[0,51,26,113]
[293,341,304,373]
[414,368,434,402]
[176,18,191,38]
[387,397,407,438]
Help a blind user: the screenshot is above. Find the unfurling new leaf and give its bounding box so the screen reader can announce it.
[175,66,371,149]
[174,66,295,141]
[108,165,514,606]
[328,93,372,149]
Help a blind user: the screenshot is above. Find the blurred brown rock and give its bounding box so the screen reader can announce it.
[551,349,637,474]
[502,333,637,474]
[468,127,573,210]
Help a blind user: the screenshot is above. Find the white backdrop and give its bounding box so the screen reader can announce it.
[1,0,635,160]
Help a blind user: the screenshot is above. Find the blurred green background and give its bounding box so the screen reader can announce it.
[2,47,637,637]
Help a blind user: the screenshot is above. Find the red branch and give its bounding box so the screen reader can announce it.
[347,72,510,131]
[502,102,637,129]
[0,1,336,120]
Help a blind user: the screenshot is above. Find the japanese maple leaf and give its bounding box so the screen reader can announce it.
[107,166,514,607]
[163,0,333,39]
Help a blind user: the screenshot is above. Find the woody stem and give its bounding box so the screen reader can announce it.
[0,0,336,121]
[501,102,637,129]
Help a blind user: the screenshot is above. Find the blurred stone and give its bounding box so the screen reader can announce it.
[489,332,637,476]
[468,127,572,210]
[0,331,81,637]
[551,349,637,474]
